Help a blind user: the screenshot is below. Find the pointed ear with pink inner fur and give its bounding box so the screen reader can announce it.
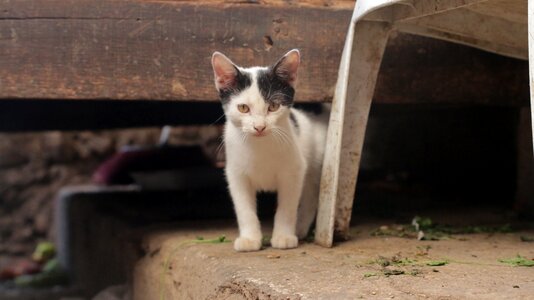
[272,49,300,87]
[211,52,239,91]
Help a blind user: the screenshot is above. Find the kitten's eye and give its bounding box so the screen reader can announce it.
[237,104,250,113]
[268,103,280,112]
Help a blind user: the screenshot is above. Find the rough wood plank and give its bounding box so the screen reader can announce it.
[0,0,529,104]
[0,0,352,101]
[141,0,356,9]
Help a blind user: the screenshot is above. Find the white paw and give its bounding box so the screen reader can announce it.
[271,234,298,249]
[234,237,262,252]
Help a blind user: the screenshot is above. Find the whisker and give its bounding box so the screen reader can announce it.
[272,129,283,150]
[272,128,288,149]
[215,140,225,157]
[276,127,293,148]
[209,113,226,126]
[215,133,226,158]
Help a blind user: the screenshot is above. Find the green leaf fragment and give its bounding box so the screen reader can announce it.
[376,216,514,241]
[372,256,417,267]
[383,269,405,276]
[412,216,433,231]
[305,230,315,243]
[426,260,448,266]
[499,255,534,267]
[192,235,230,244]
[32,241,56,262]
[262,236,271,247]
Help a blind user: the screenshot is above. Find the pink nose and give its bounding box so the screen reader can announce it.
[254,125,266,133]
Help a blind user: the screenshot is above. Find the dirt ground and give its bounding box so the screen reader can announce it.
[134,216,534,300]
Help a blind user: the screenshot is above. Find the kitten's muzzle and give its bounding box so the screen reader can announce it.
[254,125,266,133]
[253,125,267,137]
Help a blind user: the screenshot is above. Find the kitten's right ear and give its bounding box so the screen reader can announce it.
[211,52,239,91]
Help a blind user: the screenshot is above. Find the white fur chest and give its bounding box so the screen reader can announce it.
[225,124,305,192]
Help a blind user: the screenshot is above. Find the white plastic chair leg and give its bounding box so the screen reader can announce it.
[315,21,391,247]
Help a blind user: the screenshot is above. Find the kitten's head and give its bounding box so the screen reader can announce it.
[211,49,300,137]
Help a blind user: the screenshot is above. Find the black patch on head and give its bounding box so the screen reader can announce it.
[218,68,252,105]
[256,68,295,106]
[290,111,299,135]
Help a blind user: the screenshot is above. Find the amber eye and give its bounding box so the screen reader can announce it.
[237,104,250,113]
[268,103,280,112]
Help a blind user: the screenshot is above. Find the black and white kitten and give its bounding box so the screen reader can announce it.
[211,49,328,251]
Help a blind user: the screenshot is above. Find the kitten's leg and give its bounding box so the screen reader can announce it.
[271,171,304,249]
[296,176,320,239]
[227,171,262,252]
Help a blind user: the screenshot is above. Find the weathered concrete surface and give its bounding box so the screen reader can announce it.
[134,221,534,299]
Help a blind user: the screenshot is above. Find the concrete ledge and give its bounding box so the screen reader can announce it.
[133,221,534,299]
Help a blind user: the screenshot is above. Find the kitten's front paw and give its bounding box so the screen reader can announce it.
[234,237,262,252]
[271,234,298,249]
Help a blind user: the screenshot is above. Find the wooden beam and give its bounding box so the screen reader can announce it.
[0,0,352,102]
[0,0,529,105]
[377,33,529,106]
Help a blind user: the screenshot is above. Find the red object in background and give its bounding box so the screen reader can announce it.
[0,259,41,281]
[92,145,213,185]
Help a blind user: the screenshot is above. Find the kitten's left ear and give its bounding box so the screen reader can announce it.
[272,49,300,87]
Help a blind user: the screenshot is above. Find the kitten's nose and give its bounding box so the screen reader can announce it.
[254,125,266,133]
